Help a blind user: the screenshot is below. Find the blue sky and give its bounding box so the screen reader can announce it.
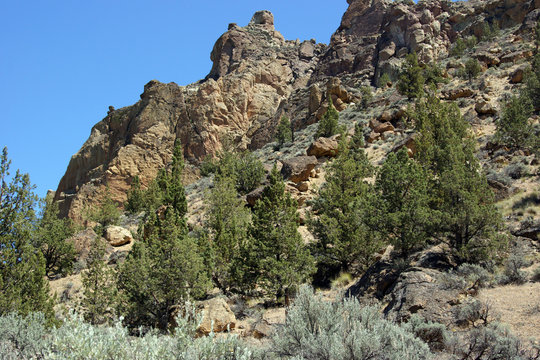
[0,1,348,197]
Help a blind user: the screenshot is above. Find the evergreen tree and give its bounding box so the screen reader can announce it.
[118,142,209,330]
[412,96,500,261]
[34,197,76,279]
[86,187,120,235]
[204,175,251,291]
[119,207,210,330]
[250,166,315,301]
[397,52,425,99]
[309,138,378,273]
[373,149,432,257]
[275,115,292,148]
[156,141,187,217]
[0,147,54,320]
[214,150,264,195]
[315,97,340,138]
[125,175,144,214]
[495,94,535,149]
[81,237,118,325]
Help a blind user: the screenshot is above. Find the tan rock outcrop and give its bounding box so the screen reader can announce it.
[307,136,340,158]
[104,226,133,247]
[197,297,236,335]
[54,11,325,221]
[281,156,318,184]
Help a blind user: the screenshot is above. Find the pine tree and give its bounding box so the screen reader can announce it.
[34,197,76,279]
[0,147,54,320]
[250,166,315,301]
[397,52,425,99]
[275,115,293,148]
[315,97,340,138]
[309,138,379,273]
[373,149,432,257]
[204,175,251,291]
[81,237,118,325]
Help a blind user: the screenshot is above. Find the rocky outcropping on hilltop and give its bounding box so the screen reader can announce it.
[55,0,540,221]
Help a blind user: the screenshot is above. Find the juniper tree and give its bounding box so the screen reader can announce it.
[275,115,293,148]
[249,166,315,301]
[86,187,120,235]
[204,175,251,292]
[315,97,340,138]
[214,150,265,195]
[82,237,118,325]
[495,94,535,149]
[0,147,54,320]
[34,197,76,278]
[309,138,378,274]
[397,52,425,99]
[118,142,209,330]
[119,207,210,330]
[412,96,501,261]
[373,149,432,257]
[125,175,144,213]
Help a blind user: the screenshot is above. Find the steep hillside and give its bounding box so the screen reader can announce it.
[54,0,539,223]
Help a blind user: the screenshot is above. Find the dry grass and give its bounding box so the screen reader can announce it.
[478,282,540,342]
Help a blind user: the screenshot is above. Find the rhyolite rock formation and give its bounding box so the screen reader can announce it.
[55,1,540,221]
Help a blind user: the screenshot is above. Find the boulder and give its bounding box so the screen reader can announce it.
[281,156,318,184]
[475,100,497,116]
[442,87,474,100]
[296,181,309,192]
[474,51,500,67]
[246,186,265,207]
[374,121,395,134]
[367,131,381,144]
[104,226,133,247]
[307,137,339,157]
[197,297,236,336]
[252,320,273,339]
[510,66,527,84]
[67,228,110,263]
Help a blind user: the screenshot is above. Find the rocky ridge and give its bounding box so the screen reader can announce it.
[55,0,539,224]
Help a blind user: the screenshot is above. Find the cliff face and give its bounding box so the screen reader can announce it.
[55,2,539,221]
[54,11,326,221]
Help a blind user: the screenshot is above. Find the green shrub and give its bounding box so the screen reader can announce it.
[495,94,535,150]
[275,115,293,148]
[457,322,528,360]
[397,53,425,99]
[215,150,265,194]
[125,176,145,213]
[315,97,340,138]
[480,23,500,42]
[85,187,120,235]
[0,312,49,359]
[200,155,218,176]
[423,63,447,87]
[360,86,373,108]
[377,73,392,88]
[498,254,529,285]
[459,58,482,80]
[271,285,433,359]
[532,267,540,282]
[450,36,477,57]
